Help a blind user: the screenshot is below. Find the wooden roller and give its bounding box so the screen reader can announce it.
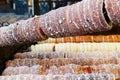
[31,43,55,52]
[0,0,118,47]
[2,64,120,79]
[105,0,120,24]
[0,73,115,80]
[39,35,120,43]
[31,43,120,52]
[14,52,65,59]
[14,51,120,60]
[6,57,119,68]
